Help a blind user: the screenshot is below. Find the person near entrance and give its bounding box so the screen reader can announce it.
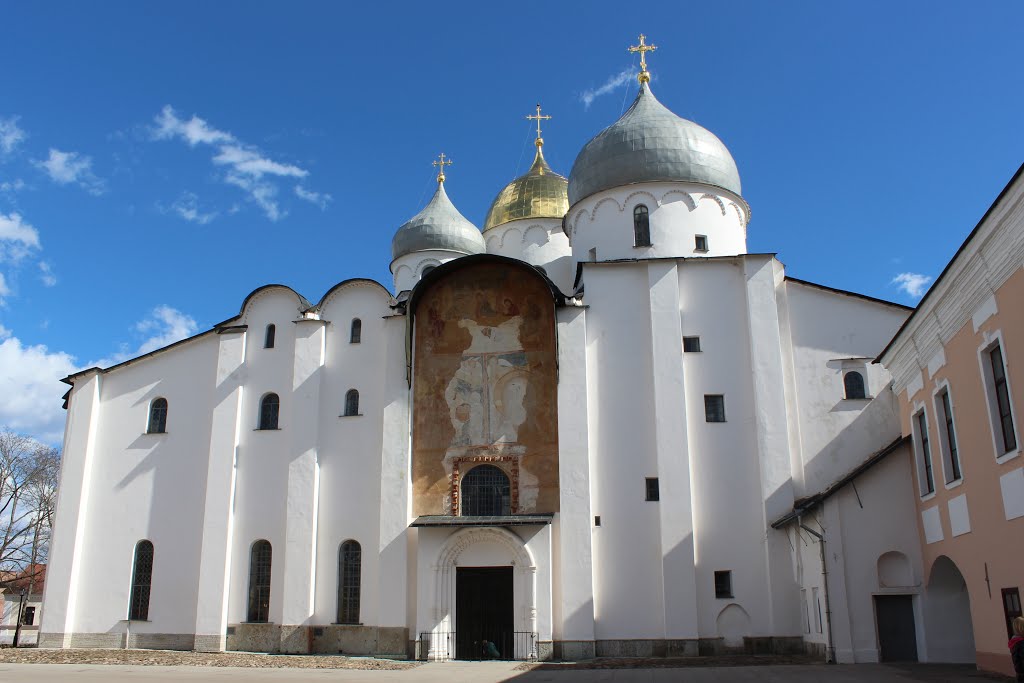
[1010,616,1024,682]
[481,639,501,659]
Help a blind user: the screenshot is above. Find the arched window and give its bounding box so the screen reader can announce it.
[338,540,361,624]
[461,464,511,516]
[421,265,436,277]
[128,540,154,621]
[633,204,651,247]
[147,398,168,434]
[344,390,360,417]
[264,324,276,349]
[844,371,867,400]
[259,393,280,430]
[350,318,362,344]
[247,540,272,623]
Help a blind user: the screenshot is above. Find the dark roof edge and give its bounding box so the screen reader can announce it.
[63,326,219,383]
[876,161,1024,364]
[769,435,911,529]
[785,277,914,312]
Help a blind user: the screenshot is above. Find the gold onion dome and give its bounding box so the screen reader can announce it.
[483,146,569,231]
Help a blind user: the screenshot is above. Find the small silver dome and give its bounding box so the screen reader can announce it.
[391,182,486,260]
[567,82,741,205]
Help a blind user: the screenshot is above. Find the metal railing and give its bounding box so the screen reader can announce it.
[418,630,537,661]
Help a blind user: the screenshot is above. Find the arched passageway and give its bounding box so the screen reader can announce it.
[923,555,975,663]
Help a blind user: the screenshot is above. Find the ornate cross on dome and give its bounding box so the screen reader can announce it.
[526,103,552,148]
[432,152,452,183]
[628,33,657,84]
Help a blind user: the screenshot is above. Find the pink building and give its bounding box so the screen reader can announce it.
[879,164,1024,676]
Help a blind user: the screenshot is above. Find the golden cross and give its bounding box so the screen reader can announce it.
[432,152,452,183]
[628,33,658,83]
[526,103,552,148]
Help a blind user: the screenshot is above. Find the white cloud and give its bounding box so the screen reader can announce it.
[0,330,78,444]
[0,272,10,299]
[38,261,56,287]
[580,68,635,109]
[0,117,26,155]
[0,179,26,195]
[153,106,313,221]
[295,185,332,210]
[34,148,106,195]
[892,272,933,299]
[0,212,41,263]
[171,192,218,225]
[93,305,199,368]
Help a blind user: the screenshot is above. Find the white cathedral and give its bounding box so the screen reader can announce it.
[41,40,940,663]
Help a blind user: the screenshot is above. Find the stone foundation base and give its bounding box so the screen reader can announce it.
[37,631,195,650]
[226,623,408,657]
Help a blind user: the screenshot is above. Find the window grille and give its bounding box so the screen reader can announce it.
[916,411,934,494]
[940,390,961,482]
[21,606,35,626]
[714,570,733,599]
[344,389,360,416]
[147,398,168,434]
[683,336,701,353]
[633,205,651,247]
[264,324,276,349]
[129,540,154,621]
[844,371,866,399]
[990,345,1017,452]
[338,541,362,624]
[461,465,511,516]
[259,394,280,430]
[704,395,726,422]
[350,319,362,344]
[645,477,659,502]
[247,540,272,623]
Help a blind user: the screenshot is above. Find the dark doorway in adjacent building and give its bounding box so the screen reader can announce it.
[456,566,513,660]
[875,595,918,662]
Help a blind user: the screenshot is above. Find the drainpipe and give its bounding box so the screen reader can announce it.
[799,518,835,664]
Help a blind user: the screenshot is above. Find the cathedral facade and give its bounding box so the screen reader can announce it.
[41,46,949,662]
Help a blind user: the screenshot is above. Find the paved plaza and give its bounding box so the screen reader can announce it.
[0,662,1010,683]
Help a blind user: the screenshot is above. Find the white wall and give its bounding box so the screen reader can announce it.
[566,182,748,265]
[484,218,574,294]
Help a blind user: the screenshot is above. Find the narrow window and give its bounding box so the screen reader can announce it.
[645,477,660,501]
[147,397,168,434]
[695,234,709,252]
[344,389,360,417]
[350,318,362,344]
[259,393,280,430]
[21,606,35,626]
[421,265,436,277]
[1002,587,1022,639]
[714,570,733,599]
[844,371,866,400]
[264,324,276,349]
[338,541,362,625]
[939,389,961,482]
[633,205,651,247]
[915,410,935,495]
[990,345,1017,453]
[128,540,154,621]
[247,540,272,623]
[704,394,726,422]
[801,589,810,633]
[683,336,701,353]
[460,464,510,516]
[594,515,601,527]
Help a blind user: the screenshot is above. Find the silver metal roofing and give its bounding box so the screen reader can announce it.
[391,182,486,260]
[567,82,741,205]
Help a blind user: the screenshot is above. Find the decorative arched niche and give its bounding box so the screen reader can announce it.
[877,550,915,589]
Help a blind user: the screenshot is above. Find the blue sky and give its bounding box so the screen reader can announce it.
[2,1,1022,443]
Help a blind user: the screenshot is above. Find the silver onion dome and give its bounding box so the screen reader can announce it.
[567,82,741,205]
[391,181,486,261]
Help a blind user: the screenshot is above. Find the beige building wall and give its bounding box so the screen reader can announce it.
[883,164,1024,677]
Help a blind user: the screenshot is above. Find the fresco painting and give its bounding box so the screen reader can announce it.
[412,262,559,516]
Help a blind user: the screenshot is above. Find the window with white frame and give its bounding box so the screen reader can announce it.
[934,386,962,483]
[912,408,935,495]
[982,341,1018,456]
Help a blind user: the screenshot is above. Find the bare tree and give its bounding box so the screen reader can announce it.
[0,430,60,589]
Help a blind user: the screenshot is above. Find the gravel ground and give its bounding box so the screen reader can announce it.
[0,648,420,669]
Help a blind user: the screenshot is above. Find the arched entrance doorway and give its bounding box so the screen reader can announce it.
[428,527,536,660]
[924,555,975,663]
